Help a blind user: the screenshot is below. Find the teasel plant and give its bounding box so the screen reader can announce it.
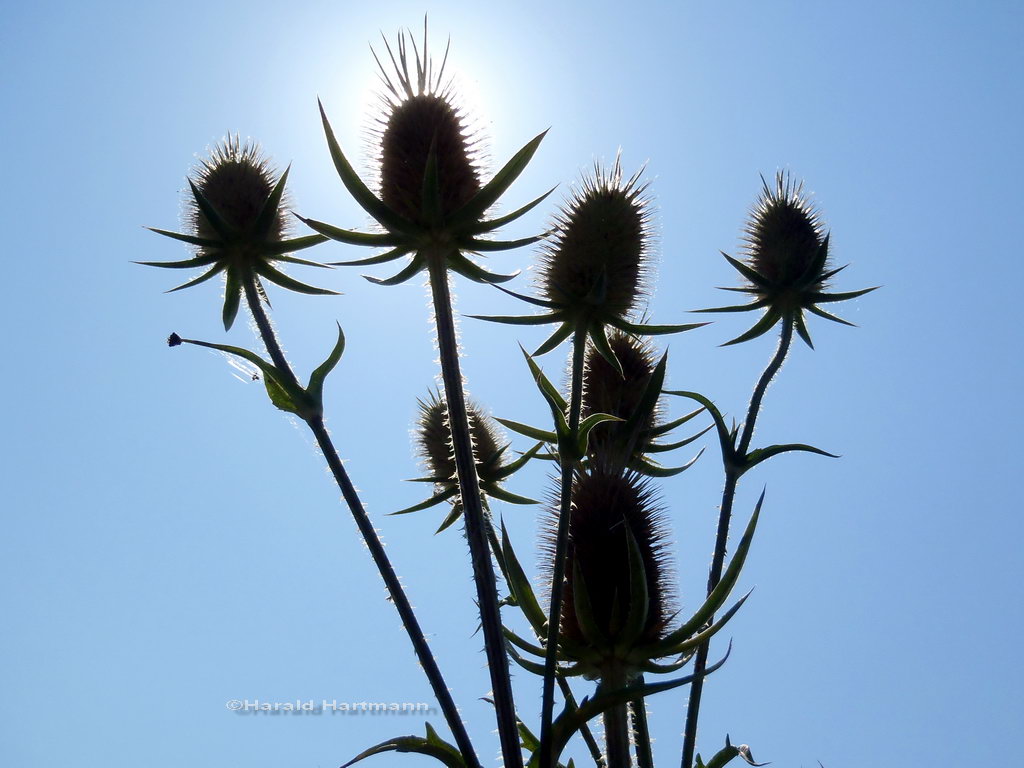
[472,156,708,767]
[675,171,878,768]
[296,21,552,768]
[142,137,482,765]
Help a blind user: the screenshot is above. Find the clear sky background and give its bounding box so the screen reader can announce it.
[2,1,1022,766]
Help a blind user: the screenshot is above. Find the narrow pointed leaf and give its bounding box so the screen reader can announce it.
[492,441,544,479]
[809,285,878,303]
[390,487,459,515]
[467,312,563,327]
[260,233,330,257]
[364,254,426,286]
[646,424,713,453]
[692,299,769,314]
[521,344,568,411]
[647,589,752,657]
[494,418,557,444]
[486,486,539,506]
[722,252,769,288]
[188,179,235,240]
[503,627,547,658]
[436,502,465,533]
[447,130,548,228]
[222,269,242,330]
[466,233,546,252]
[145,227,222,249]
[589,322,623,375]
[296,214,402,247]
[447,251,519,284]
[613,319,710,335]
[807,303,857,326]
[306,323,345,403]
[617,524,650,650]
[533,321,574,356]
[632,447,705,478]
[663,391,734,461]
[330,246,411,267]
[501,520,548,634]
[577,413,624,456]
[793,311,815,348]
[491,282,561,309]
[319,100,414,235]
[339,726,466,768]
[253,165,290,240]
[468,186,556,234]
[742,442,838,474]
[721,309,782,346]
[254,263,338,295]
[165,263,223,293]
[649,406,705,438]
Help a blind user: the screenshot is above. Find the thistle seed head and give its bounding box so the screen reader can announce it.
[543,469,675,671]
[743,172,827,298]
[373,25,481,225]
[540,156,652,321]
[189,136,286,247]
[416,391,502,484]
[582,331,661,463]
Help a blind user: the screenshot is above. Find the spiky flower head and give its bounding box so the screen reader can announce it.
[582,331,661,463]
[143,136,333,330]
[542,469,675,679]
[401,391,538,532]
[541,157,651,322]
[301,21,549,287]
[700,171,877,347]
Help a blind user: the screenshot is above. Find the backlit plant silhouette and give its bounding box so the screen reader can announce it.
[143,20,874,768]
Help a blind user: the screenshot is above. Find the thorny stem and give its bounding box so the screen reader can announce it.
[561,676,607,768]
[426,251,524,768]
[630,680,654,768]
[539,324,588,768]
[680,319,793,768]
[239,272,481,768]
[602,671,633,768]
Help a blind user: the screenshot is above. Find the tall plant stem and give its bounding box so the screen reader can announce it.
[240,273,480,768]
[425,251,524,768]
[680,320,793,768]
[630,681,654,768]
[602,671,633,768]
[539,324,588,768]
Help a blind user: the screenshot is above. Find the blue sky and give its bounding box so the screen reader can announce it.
[2,1,1022,766]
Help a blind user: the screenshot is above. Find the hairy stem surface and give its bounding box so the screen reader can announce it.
[603,672,633,768]
[539,324,588,768]
[240,273,480,767]
[680,320,793,768]
[426,252,523,768]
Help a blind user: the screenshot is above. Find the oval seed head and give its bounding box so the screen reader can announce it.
[742,172,828,303]
[542,469,675,675]
[416,391,502,484]
[190,136,286,249]
[540,157,652,321]
[374,27,481,225]
[582,331,661,464]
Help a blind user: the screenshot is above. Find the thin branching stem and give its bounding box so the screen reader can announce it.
[425,250,524,768]
[239,272,481,768]
[680,320,793,768]
[559,677,606,768]
[539,324,588,768]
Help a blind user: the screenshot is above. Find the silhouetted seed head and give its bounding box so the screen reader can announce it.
[582,332,661,462]
[540,158,652,321]
[190,137,286,249]
[416,391,502,484]
[542,470,674,672]
[743,172,827,299]
[373,27,481,225]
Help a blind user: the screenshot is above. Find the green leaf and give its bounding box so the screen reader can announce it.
[613,319,710,335]
[330,246,411,267]
[389,487,459,516]
[654,491,763,649]
[807,303,857,326]
[165,263,223,293]
[222,268,242,331]
[340,723,466,768]
[699,735,768,768]
[296,214,402,247]
[467,312,564,327]
[646,424,713,453]
[466,233,547,252]
[494,418,557,444]
[253,164,290,240]
[577,412,623,456]
[469,186,556,235]
[793,311,815,348]
[319,99,414,235]
[253,263,338,295]
[447,129,548,229]
[491,441,544,480]
[648,406,705,438]
[741,442,838,475]
[589,322,622,375]
[692,298,769,314]
[534,321,575,356]
[144,228,222,249]
[188,179,235,240]
[447,251,520,284]
[260,233,330,257]
[721,252,769,288]
[520,344,569,412]
[486,486,539,506]
[364,254,427,286]
[808,285,879,304]
[721,308,782,346]
[647,589,751,657]
[306,323,345,405]
[663,391,734,463]
[617,524,650,650]
[631,447,704,478]
[501,520,547,634]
